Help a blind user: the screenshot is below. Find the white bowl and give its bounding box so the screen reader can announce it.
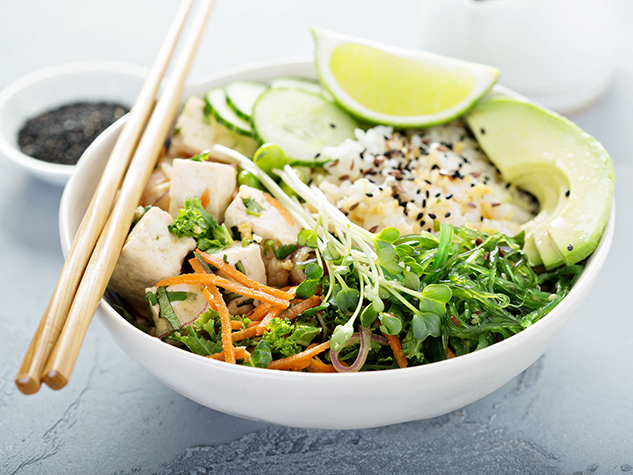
[59,58,615,430]
[0,61,148,185]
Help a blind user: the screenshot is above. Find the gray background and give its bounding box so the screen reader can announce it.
[1,1,632,474]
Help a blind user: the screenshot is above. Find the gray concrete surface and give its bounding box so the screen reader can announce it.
[1,1,632,474]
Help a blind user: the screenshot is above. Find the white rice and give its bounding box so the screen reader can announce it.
[313,121,536,236]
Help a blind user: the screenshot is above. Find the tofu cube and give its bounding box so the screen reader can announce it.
[213,243,267,285]
[168,158,237,222]
[109,207,196,310]
[169,96,258,158]
[224,185,302,246]
[146,283,209,337]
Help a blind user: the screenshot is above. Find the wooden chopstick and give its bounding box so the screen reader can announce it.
[15,0,196,396]
[40,0,216,391]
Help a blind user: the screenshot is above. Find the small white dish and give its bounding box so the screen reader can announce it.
[0,61,147,186]
[59,58,614,430]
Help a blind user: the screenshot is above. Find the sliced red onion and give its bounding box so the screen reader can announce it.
[330,328,388,373]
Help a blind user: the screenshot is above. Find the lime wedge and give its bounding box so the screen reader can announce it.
[312,27,500,127]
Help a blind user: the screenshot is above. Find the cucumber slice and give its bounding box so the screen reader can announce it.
[205,88,253,137]
[224,81,267,120]
[269,77,324,95]
[252,88,358,161]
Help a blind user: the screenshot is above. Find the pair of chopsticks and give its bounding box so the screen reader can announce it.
[15,0,216,394]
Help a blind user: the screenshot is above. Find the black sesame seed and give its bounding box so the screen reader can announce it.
[567,244,574,251]
[422,199,427,208]
[435,192,441,198]
[480,216,484,221]
[431,164,440,170]
[445,194,453,200]
[480,128,486,135]
[314,152,321,158]
[416,189,421,195]
[445,212,451,218]
[18,101,129,165]
[426,190,430,198]
[424,179,432,185]
[505,183,511,189]
[420,220,426,227]
[330,123,336,128]
[366,193,373,197]
[428,213,437,219]
[565,190,570,197]
[416,212,424,220]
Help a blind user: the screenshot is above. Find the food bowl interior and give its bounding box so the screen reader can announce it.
[59,58,614,429]
[0,62,147,185]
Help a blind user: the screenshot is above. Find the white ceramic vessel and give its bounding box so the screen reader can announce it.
[59,58,614,430]
[418,0,615,113]
[0,61,147,185]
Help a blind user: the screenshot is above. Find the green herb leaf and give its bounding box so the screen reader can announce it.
[379,312,402,335]
[189,151,210,162]
[330,325,354,352]
[412,312,441,341]
[360,304,378,327]
[304,262,324,281]
[243,340,273,368]
[376,227,400,243]
[274,243,297,260]
[336,286,360,312]
[168,197,233,252]
[296,279,318,299]
[299,303,329,318]
[243,196,265,217]
[292,325,321,346]
[156,286,181,332]
[171,327,223,356]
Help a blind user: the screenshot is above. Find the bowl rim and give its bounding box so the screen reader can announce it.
[60,57,616,383]
[0,60,148,179]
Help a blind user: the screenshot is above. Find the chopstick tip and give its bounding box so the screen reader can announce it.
[15,375,41,395]
[42,370,68,391]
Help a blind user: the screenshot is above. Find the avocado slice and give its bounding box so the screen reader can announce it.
[466,96,614,268]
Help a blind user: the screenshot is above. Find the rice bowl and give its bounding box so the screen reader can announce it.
[59,58,614,429]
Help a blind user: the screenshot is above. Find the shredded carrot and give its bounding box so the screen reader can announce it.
[231,325,259,342]
[384,333,408,368]
[447,347,456,359]
[155,273,289,309]
[280,296,322,321]
[256,306,284,336]
[208,283,235,364]
[230,320,244,330]
[307,356,337,373]
[247,302,273,322]
[207,346,250,362]
[267,341,331,371]
[200,188,210,209]
[196,250,293,300]
[189,257,207,274]
[201,287,218,311]
[263,192,294,226]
